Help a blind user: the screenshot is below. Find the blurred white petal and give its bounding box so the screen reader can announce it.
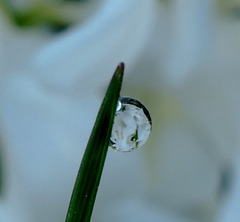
[0,74,99,221]
[94,198,198,222]
[33,0,156,93]
[163,0,214,85]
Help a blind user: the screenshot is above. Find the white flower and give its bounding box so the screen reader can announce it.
[1,0,240,222]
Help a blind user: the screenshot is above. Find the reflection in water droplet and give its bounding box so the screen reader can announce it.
[110,97,152,152]
[116,100,122,111]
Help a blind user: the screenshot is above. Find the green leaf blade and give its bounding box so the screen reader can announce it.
[66,63,124,222]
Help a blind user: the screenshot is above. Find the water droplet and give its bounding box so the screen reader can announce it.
[110,97,152,152]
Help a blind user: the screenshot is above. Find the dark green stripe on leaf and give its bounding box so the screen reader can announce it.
[65,63,124,222]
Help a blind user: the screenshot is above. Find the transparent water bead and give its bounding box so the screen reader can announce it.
[110,97,152,152]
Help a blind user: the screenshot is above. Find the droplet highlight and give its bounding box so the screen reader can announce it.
[110,97,152,152]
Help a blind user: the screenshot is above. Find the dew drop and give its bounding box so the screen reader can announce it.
[110,97,152,152]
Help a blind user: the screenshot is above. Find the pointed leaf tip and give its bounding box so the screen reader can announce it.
[114,62,124,80]
[118,62,125,69]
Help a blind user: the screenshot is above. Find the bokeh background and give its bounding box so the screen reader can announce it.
[1,0,240,221]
